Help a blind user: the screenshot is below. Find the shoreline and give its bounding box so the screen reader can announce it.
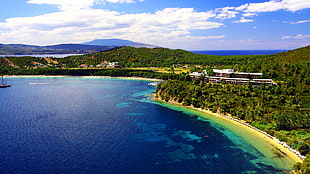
[154,97,304,164]
[5,75,165,82]
[5,75,304,163]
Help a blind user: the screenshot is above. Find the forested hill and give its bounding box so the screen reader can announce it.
[60,47,220,67]
[273,45,310,64]
[60,45,309,68]
[59,45,309,83]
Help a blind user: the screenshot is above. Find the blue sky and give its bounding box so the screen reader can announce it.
[0,0,309,50]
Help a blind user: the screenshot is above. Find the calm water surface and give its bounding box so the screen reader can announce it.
[0,77,293,174]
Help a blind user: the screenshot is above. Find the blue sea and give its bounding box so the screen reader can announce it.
[0,77,294,174]
[191,50,287,56]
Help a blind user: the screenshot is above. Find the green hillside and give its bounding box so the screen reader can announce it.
[274,45,310,64]
[58,47,220,67]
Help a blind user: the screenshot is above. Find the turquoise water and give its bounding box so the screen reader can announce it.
[0,77,293,173]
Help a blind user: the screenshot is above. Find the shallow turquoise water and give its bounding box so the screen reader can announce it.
[0,77,293,173]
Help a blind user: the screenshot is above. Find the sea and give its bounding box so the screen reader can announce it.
[191,50,287,56]
[0,77,295,174]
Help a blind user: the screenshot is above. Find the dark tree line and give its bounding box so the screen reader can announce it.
[156,79,309,161]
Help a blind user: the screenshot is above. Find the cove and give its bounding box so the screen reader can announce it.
[0,77,295,173]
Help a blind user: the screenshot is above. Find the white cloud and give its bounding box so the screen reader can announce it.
[242,13,257,17]
[282,34,310,39]
[284,20,310,24]
[215,7,238,19]
[214,0,310,25]
[214,0,310,23]
[240,0,310,13]
[0,7,223,46]
[232,17,254,23]
[1,0,309,49]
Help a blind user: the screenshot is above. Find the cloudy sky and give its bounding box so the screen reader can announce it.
[0,0,309,50]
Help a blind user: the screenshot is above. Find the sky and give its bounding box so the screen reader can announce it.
[0,0,309,50]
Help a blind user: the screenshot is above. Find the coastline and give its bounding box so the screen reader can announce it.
[154,97,304,164]
[5,75,304,165]
[5,75,165,82]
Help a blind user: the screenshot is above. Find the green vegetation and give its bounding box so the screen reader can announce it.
[156,80,309,145]
[58,47,221,67]
[0,67,188,81]
[294,154,310,174]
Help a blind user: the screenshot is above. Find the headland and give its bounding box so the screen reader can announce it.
[154,97,303,170]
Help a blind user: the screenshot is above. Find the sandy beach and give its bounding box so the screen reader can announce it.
[154,97,304,164]
[6,75,165,82]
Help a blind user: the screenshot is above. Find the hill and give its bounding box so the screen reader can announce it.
[59,47,218,67]
[60,45,310,69]
[0,43,115,55]
[274,45,310,64]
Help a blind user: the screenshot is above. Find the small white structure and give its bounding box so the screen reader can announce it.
[189,70,207,78]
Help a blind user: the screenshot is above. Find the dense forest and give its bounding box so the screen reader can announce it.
[0,45,309,173]
[156,80,309,148]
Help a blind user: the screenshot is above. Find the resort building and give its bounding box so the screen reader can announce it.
[189,69,274,86]
[213,69,234,77]
[213,69,263,79]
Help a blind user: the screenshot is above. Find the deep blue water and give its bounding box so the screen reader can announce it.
[0,77,291,174]
[191,50,287,56]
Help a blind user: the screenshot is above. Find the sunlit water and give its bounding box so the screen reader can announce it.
[0,77,294,174]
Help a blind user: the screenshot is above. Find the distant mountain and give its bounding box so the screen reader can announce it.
[0,43,115,55]
[83,39,157,48]
[0,39,157,55]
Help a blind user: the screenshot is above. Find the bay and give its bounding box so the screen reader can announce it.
[0,77,294,174]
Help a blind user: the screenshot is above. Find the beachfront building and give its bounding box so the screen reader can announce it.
[213,69,234,77]
[190,69,274,86]
[213,69,263,79]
